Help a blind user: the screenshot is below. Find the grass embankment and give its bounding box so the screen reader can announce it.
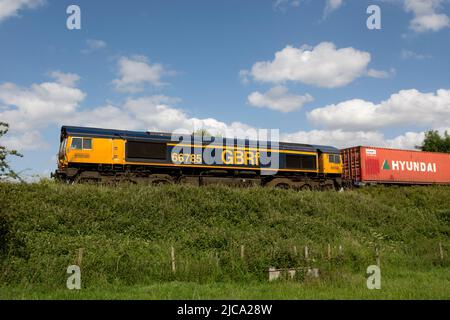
[0,182,449,299]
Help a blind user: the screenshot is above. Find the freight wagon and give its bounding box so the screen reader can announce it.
[341,146,450,186]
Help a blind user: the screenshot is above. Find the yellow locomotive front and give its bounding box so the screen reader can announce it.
[54,127,126,182]
[319,153,343,176]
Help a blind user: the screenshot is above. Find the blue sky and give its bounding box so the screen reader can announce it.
[1,0,450,178]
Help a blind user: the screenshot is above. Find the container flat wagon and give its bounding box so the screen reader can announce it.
[341,146,450,186]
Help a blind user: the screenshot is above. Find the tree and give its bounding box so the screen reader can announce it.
[192,129,224,139]
[417,130,450,153]
[0,122,23,181]
[192,128,212,137]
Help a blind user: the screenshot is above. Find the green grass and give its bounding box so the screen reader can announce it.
[0,182,449,299]
[1,268,449,300]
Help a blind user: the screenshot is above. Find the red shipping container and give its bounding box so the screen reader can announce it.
[341,146,450,185]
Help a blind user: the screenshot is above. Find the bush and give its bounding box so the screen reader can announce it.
[0,182,449,288]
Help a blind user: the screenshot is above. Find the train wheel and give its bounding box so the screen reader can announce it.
[275,183,290,189]
[266,178,293,190]
[300,184,312,191]
[77,178,100,184]
[122,179,138,185]
[150,179,171,186]
[320,184,334,191]
[148,174,174,186]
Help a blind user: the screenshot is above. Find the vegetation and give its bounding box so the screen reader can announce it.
[0,122,23,181]
[418,130,450,153]
[192,128,213,137]
[0,182,449,299]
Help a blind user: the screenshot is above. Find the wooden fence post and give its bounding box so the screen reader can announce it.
[304,246,309,261]
[293,245,298,256]
[375,246,380,267]
[327,243,331,260]
[439,242,444,261]
[171,246,176,273]
[240,245,245,259]
[76,248,84,268]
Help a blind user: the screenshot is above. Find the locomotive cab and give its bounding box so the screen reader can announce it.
[57,131,95,168]
[319,153,342,175]
[326,153,342,174]
[312,145,343,176]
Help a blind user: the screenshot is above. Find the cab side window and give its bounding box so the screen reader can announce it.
[328,154,341,164]
[83,138,92,150]
[71,137,83,150]
[71,137,92,150]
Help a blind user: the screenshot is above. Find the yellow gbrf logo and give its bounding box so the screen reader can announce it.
[221,149,260,166]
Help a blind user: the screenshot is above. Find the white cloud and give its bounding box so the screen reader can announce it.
[48,71,80,87]
[0,76,442,153]
[282,129,385,149]
[247,86,313,113]
[112,55,170,93]
[281,128,439,150]
[0,79,257,150]
[239,70,250,85]
[307,88,450,130]
[410,13,450,31]
[70,104,144,131]
[0,76,85,150]
[401,49,432,59]
[118,96,260,139]
[386,130,425,149]
[404,0,450,32]
[82,39,107,54]
[0,80,85,132]
[66,94,450,149]
[1,130,47,150]
[323,0,344,18]
[123,96,188,131]
[273,0,302,12]
[244,42,373,88]
[367,68,396,79]
[0,0,44,23]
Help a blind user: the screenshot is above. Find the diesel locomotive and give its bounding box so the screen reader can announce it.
[53,126,343,190]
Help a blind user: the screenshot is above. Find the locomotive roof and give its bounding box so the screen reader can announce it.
[61,126,341,154]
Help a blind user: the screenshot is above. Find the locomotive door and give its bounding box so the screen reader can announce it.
[112,139,122,164]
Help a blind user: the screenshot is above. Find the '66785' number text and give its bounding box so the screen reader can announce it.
[171,153,202,165]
